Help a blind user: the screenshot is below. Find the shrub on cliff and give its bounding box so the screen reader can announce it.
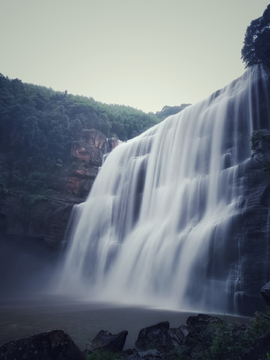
[241,4,270,69]
[251,129,270,179]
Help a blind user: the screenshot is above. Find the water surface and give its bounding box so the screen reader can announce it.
[0,296,249,351]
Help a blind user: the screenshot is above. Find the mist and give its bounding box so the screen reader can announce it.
[0,231,59,298]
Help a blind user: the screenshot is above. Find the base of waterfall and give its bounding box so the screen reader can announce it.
[0,296,248,350]
[1,306,270,360]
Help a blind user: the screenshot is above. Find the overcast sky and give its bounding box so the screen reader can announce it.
[0,0,269,113]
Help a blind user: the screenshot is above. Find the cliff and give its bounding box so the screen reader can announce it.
[0,129,118,247]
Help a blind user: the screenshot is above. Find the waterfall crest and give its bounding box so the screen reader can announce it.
[58,66,270,314]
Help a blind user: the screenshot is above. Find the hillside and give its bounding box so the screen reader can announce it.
[0,74,188,245]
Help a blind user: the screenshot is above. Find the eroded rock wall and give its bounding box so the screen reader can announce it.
[0,129,119,247]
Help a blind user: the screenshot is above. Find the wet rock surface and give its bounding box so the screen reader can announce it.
[0,329,86,360]
[90,329,128,352]
[135,321,184,353]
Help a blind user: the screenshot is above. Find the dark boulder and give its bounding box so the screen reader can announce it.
[181,314,225,358]
[90,329,128,352]
[135,321,184,353]
[135,321,170,352]
[0,329,85,360]
[186,313,223,333]
[261,281,270,305]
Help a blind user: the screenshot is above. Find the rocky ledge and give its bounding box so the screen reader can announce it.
[1,312,270,360]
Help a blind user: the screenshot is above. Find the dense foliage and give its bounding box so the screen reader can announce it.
[193,311,270,360]
[0,74,159,201]
[241,4,270,69]
[251,129,270,180]
[155,104,191,120]
[87,350,120,360]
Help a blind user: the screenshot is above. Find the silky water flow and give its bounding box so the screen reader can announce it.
[57,65,270,314]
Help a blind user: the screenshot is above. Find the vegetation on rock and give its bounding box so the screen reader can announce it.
[190,311,270,360]
[155,104,191,121]
[241,4,270,69]
[0,74,159,203]
[87,350,121,360]
[251,129,270,180]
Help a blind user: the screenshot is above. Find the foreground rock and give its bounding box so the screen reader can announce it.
[133,314,223,359]
[91,329,128,352]
[135,321,183,352]
[2,312,270,360]
[261,281,270,305]
[0,329,86,360]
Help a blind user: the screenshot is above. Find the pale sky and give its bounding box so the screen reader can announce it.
[0,0,269,113]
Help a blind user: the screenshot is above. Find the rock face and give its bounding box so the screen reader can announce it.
[0,194,80,246]
[63,129,118,198]
[227,159,270,313]
[0,129,119,246]
[66,129,107,197]
[0,329,86,360]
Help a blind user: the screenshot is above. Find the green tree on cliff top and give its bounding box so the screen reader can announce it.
[241,4,270,69]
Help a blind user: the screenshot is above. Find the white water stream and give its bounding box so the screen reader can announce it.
[57,66,269,314]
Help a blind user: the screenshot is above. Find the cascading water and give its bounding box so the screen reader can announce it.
[57,65,270,314]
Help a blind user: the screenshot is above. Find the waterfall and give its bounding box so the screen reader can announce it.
[57,66,270,314]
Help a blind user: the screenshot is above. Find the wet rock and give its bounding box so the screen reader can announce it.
[186,313,223,333]
[91,329,128,352]
[261,281,270,305]
[135,321,184,353]
[108,137,119,152]
[0,329,85,360]
[176,314,225,358]
[168,325,189,346]
[135,321,170,352]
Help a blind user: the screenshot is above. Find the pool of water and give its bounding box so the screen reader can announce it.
[0,295,249,351]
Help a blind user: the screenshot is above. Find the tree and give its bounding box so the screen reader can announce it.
[241,4,270,69]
